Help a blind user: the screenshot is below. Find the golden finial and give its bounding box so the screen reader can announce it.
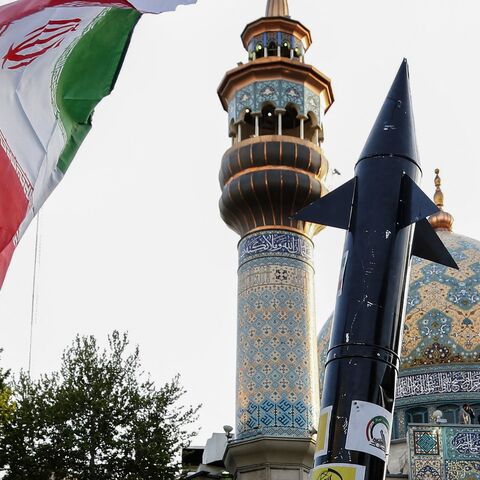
[266,0,290,17]
[433,168,444,209]
[429,168,454,232]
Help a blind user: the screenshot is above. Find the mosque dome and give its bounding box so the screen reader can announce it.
[401,231,480,370]
[317,170,480,438]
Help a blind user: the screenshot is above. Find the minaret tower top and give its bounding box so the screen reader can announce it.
[265,0,289,17]
[218,0,334,238]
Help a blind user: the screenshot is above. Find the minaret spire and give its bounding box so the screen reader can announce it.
[265,0,289,17]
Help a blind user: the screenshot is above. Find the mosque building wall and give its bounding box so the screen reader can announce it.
[408,424,480,479]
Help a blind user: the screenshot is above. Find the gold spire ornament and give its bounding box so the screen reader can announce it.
[429,168,454,231]
[433,168,444,208]
[266,0,289,17]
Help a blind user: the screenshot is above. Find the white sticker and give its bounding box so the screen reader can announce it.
[345,400,392,461]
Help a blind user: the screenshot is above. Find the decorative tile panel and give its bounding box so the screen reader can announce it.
[396,408,406,438]
[414,430,440,455]
[409,425,480,480]
[228,80,322,123]
[397,370,480,400]
[412,459,443,480]
[239,230,313,265]
[445,428,480,459]
[445,461,480,480]
[236,230,318,440]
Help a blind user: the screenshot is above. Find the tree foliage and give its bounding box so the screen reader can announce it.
[0,332,199,480]
[0,350,14,433]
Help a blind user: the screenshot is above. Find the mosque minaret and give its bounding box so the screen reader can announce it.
[217,0,333,477]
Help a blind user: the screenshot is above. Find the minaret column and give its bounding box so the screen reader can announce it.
[275,108,286,135]
[236,230,318,441]
[220,135,327,479]
[236,120,244,142]
[252,112,262,136]
[298,114,308,139]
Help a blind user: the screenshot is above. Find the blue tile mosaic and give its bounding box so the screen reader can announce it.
[402,232,480,371]
[236,230,318,440]
[228,80,322,124]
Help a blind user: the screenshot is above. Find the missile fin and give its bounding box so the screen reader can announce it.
[412,218,459,269]
[292,177,356,230]
[398,174,439,229]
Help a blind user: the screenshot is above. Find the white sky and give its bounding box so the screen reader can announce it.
[0,0,479,445]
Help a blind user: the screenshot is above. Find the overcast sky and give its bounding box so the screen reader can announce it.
[1,0,479,444]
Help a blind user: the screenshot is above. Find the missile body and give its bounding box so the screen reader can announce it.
[295,61,457,480]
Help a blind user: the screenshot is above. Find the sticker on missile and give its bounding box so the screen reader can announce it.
[310,463,366,480]
[345,400,392,461]
[315,405,332,457]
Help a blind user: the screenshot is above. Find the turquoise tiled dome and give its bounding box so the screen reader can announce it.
[401,231,480,370]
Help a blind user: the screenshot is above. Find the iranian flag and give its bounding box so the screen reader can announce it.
[0,0,195,287]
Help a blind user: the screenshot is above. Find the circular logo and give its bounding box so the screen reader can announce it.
[366,415,390,453]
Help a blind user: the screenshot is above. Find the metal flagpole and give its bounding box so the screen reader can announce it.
[28,212,41,375]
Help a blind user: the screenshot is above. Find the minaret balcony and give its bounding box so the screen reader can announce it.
[218,57,334,127]
[219,135,328,238]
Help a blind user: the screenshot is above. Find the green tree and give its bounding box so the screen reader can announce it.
[0,372,57,479]
[0,333,199,480]
[0,349,14,429]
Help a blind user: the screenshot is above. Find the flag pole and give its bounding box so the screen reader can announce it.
[28,212,41,375]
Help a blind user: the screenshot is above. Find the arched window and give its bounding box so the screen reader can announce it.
[260,104,276,135]
[280,40,291,58]
[267,41,277,57]
[438,404,459,424]
[282,105,300,137]
[255,42,264,59]
[406,407,428,425]
[242,109,255,139]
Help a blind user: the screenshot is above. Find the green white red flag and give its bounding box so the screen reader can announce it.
[0,0,195,287]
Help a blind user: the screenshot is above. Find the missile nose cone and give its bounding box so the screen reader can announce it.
[359,59,420,167]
